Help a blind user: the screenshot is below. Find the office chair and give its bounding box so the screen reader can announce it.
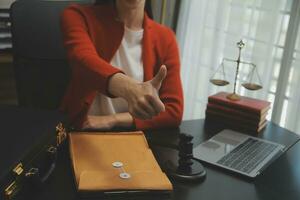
[10,0,93,110]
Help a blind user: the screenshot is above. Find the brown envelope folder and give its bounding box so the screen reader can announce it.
[69,131,173,197]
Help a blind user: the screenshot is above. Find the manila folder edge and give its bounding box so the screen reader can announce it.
[69,131,173,193]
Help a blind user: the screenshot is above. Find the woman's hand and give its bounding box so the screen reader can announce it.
[109,65,167,120]
[82,115,116,131]
[82,113,134,130]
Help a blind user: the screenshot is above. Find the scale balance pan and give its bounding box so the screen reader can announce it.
[242,83,262,90]
[210,79,229,86]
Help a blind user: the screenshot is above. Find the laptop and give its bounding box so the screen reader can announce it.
[193,129,285,178]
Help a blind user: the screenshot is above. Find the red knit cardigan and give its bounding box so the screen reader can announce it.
[60,4,183,130]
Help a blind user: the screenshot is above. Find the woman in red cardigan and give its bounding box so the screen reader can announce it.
[60,0,183,130]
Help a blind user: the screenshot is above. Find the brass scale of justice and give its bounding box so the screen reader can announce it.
[210,40,263,101]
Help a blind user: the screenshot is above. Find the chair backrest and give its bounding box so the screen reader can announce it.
[10,0,92,110]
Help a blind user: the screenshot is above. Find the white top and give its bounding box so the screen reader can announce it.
[88,26,144,116]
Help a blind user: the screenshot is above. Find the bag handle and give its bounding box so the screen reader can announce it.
[25,146,57,184]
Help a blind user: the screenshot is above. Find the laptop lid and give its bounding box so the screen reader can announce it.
[193,129,285,178]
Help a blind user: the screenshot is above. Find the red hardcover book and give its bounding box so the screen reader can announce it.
[205,115,267,133]
[205,109,266,127]
[206,103,268,122]
[208,92,271,115]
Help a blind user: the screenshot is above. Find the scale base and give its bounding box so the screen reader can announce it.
[226,93,240,101]
[165,158,206,182]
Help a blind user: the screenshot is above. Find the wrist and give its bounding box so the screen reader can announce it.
[108,73,138,99]
[109,114,118,129]
[113,113,134,128]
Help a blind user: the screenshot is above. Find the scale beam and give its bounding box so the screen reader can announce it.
[209,40,263,101]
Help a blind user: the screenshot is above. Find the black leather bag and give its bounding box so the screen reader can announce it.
[0,106,67,200]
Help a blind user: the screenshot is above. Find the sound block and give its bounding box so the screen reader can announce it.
[165,158,206,182]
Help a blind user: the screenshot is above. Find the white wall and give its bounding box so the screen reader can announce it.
[0,0,15,9]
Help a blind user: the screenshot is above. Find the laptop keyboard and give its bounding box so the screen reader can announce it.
[217,138,278,174]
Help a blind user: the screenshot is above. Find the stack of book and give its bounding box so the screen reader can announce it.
[205,92,271,133]
[0,8,12,53]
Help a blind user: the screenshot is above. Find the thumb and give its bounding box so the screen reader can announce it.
[151,65,167,89]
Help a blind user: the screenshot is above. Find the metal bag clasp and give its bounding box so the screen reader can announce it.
[4,181,18,200]
[56,122,66,146]
[13,163,23,176]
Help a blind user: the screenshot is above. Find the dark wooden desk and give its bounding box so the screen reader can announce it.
[20,119,300,200]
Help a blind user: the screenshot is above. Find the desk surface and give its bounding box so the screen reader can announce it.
[20,119,300,200]
[148,120,300,200]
